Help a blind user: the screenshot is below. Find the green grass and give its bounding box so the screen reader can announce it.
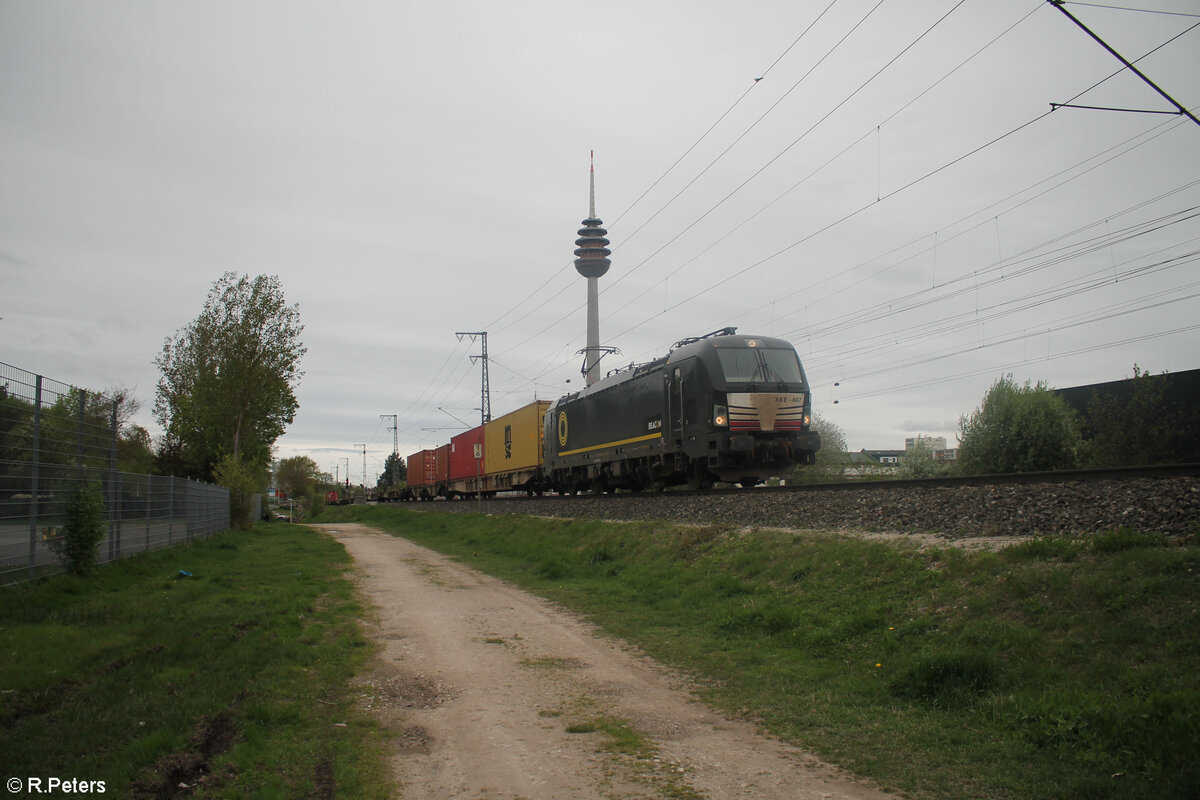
[318,503,1200,800]
[0,521,390,800]
[566,715,654,758]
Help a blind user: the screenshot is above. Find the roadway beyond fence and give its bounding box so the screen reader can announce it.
[1,361,233,584]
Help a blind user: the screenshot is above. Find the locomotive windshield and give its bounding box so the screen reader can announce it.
[717,347,805,385]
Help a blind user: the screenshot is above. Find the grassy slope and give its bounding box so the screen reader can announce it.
[320,504,1199,800]
[0,522,390,800]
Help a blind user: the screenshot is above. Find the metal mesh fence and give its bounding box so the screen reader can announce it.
[1,361,232,585]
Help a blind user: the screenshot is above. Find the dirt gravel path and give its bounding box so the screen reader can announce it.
[320,522,901,800]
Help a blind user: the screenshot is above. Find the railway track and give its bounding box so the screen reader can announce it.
[398,464,1200,540]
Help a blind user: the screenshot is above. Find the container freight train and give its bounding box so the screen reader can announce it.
[400,329,821,499]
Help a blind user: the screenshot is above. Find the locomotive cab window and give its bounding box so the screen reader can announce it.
[717,348,805,386]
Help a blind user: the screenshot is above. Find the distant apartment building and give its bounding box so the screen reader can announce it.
[847,437,958,478]
[905,435,957,461]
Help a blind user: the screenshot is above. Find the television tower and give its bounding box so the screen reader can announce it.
[573,151,612,385]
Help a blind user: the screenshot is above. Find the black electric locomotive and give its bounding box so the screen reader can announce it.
[543,328,820,492]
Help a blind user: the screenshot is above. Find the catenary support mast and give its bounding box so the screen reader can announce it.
[456,332,491,426]
[380,414,398,484]
[1048,0,1199,128]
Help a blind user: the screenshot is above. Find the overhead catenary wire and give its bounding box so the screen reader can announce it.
[740,119,1192,336]
[612,94,1189,352]
[482,0,1193,350]
[829,319,1200,404]
[604,105,1058,345]
[601,3,1194,349]
[804,207,1200,406]
[395,3,1197,453]
[779,193,1200,344]
[1048,0,1200,127]
[800,234,1200,372]
[835,278,1200,391]
[1060,1,1200,17]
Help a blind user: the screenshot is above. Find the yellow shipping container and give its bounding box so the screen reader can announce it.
[484,400,550,478]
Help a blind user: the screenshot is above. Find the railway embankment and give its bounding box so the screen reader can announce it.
[320,499,1200,799]
[415,474,1200,539]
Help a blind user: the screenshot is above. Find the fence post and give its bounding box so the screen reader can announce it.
[76,388,86,473]
[26,375,42,578]
[168,475,174,546]
[145,472,152,552]
[108,398,119,563]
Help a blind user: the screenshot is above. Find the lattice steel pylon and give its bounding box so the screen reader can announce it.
[455,331,490,426]
[380,414,398,483]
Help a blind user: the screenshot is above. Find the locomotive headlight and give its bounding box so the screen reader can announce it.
[713,404,729,426]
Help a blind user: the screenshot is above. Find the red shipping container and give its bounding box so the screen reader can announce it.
[432,444,450,486]
[406,450,437,490]
[450,426,486,481]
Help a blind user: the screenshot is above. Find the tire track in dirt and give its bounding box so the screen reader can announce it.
[320,523,900,800]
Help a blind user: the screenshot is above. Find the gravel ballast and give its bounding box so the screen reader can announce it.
[407,476,1200,540]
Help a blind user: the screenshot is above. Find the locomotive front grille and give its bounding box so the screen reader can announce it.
[726,392,806,432]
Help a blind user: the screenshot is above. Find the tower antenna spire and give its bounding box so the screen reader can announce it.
[588,150,596,219]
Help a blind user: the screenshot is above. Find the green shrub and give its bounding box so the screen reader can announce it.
[46,484,107,577]
[308,489,325,520]
[212,453,260,530]
[957,375,1082,474]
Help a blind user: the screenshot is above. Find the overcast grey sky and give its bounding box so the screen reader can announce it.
[3,0,1198,485]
